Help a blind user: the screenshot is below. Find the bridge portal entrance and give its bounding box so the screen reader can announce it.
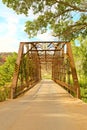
[11,41,80,99]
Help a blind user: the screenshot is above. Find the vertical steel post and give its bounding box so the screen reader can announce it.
[67,42,80,98]
[11,42,24,98]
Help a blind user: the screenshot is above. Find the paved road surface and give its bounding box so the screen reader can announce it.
[0,80,87,130]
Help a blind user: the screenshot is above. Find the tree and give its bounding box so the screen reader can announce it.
[71,36,87,82]
[2,0,87,40]
[80,36,87,76]
[0,53,17,86]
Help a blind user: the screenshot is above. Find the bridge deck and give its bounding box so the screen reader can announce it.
[0,80,87,130]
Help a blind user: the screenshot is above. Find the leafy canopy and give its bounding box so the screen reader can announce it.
[2,0,87,40]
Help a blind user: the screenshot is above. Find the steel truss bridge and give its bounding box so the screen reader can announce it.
[11,41,80,98]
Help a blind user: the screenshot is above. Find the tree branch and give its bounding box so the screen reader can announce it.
[54,8,74,18]
[53,23,87,37]
[68,22,87,28]
[56,0,87,12]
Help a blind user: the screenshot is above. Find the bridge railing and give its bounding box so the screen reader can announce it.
[11,42,41,98]
[52,42,80,98]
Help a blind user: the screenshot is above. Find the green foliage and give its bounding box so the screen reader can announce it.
[72,36,87,76]
[0,52,17,86]
[0,87,10,101]
[72,36,87,102]
[80,37,87,76]
[2,0,87,40]
[0,52,17,101]
[80,75,87,103]
[72,36,87,73]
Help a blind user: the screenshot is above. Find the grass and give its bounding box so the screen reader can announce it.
[0,85,11,102]
[41,72,52,79]
[79,77,87,103]
[80,87,87,103]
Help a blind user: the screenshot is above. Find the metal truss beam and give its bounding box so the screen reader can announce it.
[11,41,80,98]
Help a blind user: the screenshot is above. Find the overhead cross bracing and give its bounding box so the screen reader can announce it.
[11,41,80,99]
[23,41,66,63]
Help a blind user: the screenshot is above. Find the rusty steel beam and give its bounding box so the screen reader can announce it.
[11,42,24,98]
[67,42,80,98]
[26,49,61,51]
[23,41,69,44]
[55,79,76,93]
[52,42,80,98]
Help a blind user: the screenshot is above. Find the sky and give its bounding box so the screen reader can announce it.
[0,1,57,52]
